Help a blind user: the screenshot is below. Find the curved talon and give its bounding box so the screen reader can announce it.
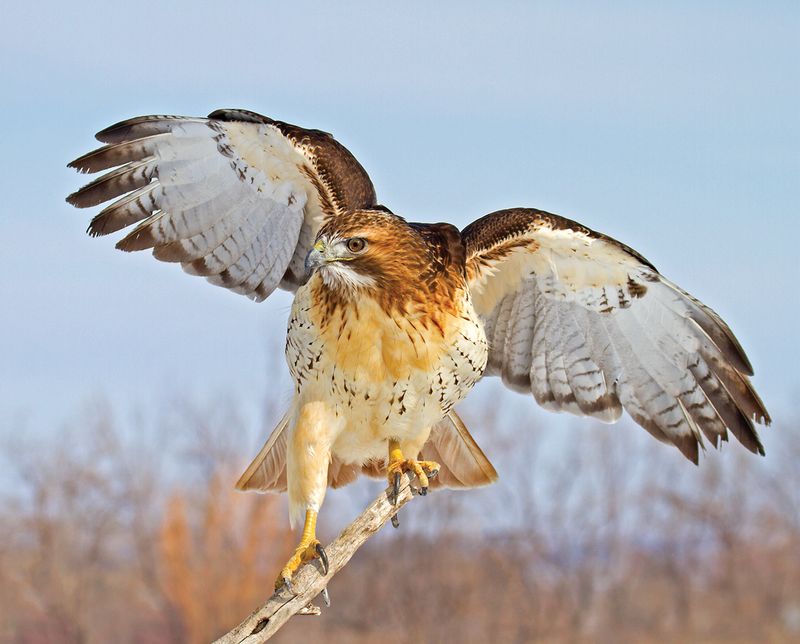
[419,486,428,496]
[391,512,400,528]
[321,587,331,607]
[280,576,294,594]
[315,542,329,575]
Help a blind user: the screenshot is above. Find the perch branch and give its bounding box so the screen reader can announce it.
[212,473,417,644]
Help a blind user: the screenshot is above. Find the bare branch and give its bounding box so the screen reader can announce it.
[212,474,416,644]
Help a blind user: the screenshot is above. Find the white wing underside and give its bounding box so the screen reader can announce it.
[466,209,769,462]
[68,112,375,300]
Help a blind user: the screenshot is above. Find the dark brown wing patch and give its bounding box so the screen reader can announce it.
[462,207,657,272]
[410,222,466,275]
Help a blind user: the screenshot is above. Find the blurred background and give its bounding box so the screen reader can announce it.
[1,1,798,642]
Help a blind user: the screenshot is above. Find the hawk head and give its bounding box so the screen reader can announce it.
[306,209,419,294]
[305,208,468,316]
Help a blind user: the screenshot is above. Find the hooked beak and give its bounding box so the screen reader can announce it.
[305,240,327,273]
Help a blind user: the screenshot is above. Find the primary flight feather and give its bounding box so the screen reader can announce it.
[67,109,769,589]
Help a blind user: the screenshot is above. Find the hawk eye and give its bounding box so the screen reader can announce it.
[346,237,367,253]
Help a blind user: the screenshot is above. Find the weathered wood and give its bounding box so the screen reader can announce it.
[212,474,416,644]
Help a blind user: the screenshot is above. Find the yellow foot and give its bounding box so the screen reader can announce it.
[386,456,440,501]
[275,539,327,591]
[274,510,328,592]
[385,440,440,529]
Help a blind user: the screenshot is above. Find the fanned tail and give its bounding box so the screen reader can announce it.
[236,408,498,494]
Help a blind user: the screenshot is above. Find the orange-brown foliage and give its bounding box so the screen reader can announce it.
[157,473,292,643]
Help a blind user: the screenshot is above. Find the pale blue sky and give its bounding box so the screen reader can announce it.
[1,1,798,440]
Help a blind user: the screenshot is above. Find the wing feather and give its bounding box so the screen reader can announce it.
[489,294,515,377]
[502,287,536,388]
[463,207,769,461]
[562,306,618,419]
[67,158,157,207]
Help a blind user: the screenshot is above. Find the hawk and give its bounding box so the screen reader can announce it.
[67,109,770,589]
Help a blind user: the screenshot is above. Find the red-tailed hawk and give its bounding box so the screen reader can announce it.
[67,109,770,589]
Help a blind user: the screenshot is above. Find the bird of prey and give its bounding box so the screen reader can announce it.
[67,109,770,589]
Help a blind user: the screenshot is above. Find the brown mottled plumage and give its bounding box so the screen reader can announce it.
[67,109,770,585]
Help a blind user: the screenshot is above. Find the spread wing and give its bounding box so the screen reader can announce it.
[67,109,377,300]
[462,208,770,462]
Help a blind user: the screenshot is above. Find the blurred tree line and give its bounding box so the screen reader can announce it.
[0,394,797,643]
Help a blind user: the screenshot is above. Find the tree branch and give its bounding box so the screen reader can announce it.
[212,474,417,644]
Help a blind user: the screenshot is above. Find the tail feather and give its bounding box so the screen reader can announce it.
[422,410,498,489]
[235,410,290,492]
